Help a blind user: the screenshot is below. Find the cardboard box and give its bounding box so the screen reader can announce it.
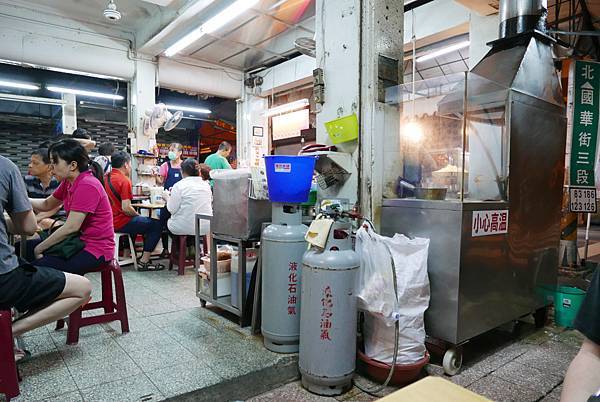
[378,377,491,402]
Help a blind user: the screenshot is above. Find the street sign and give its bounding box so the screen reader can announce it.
[569,60,600,188]
[569,187,597,213]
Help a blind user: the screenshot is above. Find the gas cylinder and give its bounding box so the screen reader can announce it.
[261,203,308,353]
[299,221,360,396]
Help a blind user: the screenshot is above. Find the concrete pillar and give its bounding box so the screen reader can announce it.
[61,93,77,134]
[129,59,157,185]
[130,59,157,153]
[469,13,499,69]
[237,82,268,168]
[315,0,403,225]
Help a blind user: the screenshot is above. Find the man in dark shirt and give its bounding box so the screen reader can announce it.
[562,269,600,401]
[23,148,61,230]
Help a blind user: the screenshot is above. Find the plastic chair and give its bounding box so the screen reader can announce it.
[0,310,19,401]
[56,260,129,345]
[169,235,206,276]
[114,232,137,270]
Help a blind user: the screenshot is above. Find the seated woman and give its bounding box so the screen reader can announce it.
[166,159,212,251]
[29,139,115,275]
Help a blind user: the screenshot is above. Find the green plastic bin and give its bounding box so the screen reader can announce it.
[554,286,586,328]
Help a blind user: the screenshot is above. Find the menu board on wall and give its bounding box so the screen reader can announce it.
[272,109,310,141]
[157,143,199,159]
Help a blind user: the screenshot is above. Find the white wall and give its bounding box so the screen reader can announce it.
[469,13,499,69]
[404,0,470,46]
[0,7,243,97]
[258,55,316,96]
[0,13,136,79]
[157,57,242,99]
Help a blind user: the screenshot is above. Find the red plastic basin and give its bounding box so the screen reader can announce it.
[356,349,430,387]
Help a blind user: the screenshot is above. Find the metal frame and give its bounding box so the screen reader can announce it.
[195,213,258,327]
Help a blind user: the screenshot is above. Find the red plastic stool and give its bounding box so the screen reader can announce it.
[169,235,205,276]
[0,310,20,401]
[56,260,129,345]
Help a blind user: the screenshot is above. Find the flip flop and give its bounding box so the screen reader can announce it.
[138,261,166,272]
[15,348,31,365]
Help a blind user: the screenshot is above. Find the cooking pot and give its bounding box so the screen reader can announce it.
[413,187,447,200]
[397,178,447,200]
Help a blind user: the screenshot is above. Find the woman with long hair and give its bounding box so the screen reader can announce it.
[29,139,115,275]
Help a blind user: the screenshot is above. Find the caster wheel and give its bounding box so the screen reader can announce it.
[534,306,549,328]
[200,300,207,307]
[443,347,463,376]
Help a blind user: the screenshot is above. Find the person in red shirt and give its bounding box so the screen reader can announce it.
[105,151,164,271]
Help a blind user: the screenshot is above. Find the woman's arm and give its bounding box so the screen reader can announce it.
[34,210,86,257]
[30,195,62,213]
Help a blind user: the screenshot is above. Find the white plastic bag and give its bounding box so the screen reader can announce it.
[356,225,400,324]
[356,226,430,364]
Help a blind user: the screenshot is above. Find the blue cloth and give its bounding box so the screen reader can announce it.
[163,161,182,190]
[34,250,105,276]
[118,215,161,253]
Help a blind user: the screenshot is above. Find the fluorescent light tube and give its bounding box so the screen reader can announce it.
[263,99,309,117]
[0,80,40,90]
[416,40,470,63]
[46,86,124,100]
[166,104,211,114]
[165,0,259,57]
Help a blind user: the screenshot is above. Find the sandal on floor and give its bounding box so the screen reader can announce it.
[158,250,170,259]
[138,261,166,272]
[15,348,31,365]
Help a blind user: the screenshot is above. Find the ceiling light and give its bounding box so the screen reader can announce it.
[47,86,124,100]
[165,104,211,114]
[416,40,470,63]
[104,0,122,21]
[263,99,309,117]
[165,0,259,57]
[0,80,40,90]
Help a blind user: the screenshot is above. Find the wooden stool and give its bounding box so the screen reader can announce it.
[56,260,129,345]
[114,232,137,270]
[0,310,19,401]
[169,235,205,276]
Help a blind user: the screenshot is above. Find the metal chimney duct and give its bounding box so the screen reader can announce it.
[499,0,548,38]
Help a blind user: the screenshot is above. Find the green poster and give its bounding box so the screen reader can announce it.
[570,60,600,187]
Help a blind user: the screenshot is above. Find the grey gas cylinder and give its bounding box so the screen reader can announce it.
[299,221,360,396]
[261,204,308,353]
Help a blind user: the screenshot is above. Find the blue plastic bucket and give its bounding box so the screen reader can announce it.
[264,155,317,203]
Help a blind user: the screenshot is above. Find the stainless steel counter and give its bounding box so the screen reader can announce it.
[382,198,558,345]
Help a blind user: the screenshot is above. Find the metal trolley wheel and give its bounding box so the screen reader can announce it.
[442,347,463,376]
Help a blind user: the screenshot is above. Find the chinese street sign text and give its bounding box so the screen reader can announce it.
[570,61,600,187]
